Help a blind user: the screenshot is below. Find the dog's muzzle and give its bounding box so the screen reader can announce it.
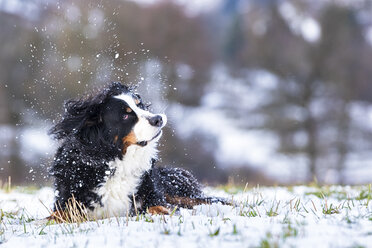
[136,130,162,147]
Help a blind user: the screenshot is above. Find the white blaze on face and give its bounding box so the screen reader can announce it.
[114,93,167,142]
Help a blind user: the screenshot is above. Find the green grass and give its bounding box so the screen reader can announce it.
[259,232,279,248]
[266,201,280,217]
[355,185,371,207]
[305,188,348,200]
[1,184,372,247]
[282,223,298,239]
[305,184,372,203]
[215,183,248,194]
[209,227,220,237]
[322,203,340,215]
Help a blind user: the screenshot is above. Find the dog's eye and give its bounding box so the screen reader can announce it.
[123,114,129,120]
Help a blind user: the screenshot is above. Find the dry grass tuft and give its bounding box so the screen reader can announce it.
[47,195,90,224]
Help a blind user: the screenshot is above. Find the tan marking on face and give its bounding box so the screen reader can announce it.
[134,98,140,105]
[113,135,118,144]
[122,131,138,154]
[126,107,132,113]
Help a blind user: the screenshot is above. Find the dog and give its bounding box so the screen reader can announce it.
[49,82,227,219]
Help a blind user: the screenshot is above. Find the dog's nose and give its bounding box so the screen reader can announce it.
[148,115,163,127]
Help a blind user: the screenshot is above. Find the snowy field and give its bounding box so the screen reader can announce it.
[0,185,372,248]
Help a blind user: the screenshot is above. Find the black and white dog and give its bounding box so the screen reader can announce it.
[49,82,226,218]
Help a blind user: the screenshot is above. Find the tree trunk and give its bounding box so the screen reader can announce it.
[335,101,350,185]
[307,115,317,183]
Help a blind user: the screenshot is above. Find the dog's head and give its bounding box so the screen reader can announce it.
[50,82,167,155]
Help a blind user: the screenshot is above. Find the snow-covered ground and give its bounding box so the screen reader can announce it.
[0,185,371,247]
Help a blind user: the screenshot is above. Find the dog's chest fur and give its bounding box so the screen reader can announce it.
[93,144,158,217]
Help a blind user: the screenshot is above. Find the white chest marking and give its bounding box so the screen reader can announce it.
[93,143,158,218]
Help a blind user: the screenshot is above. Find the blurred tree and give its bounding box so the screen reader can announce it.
[29,0,216,114]
[317,5,372,183]
[238,5,321,182]
[2,0,372,185]
[225,2,372,183]
[0,11,42,184]
[224,13,245,63]
[0,0,219,184]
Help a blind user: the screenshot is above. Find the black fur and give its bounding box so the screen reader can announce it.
[134,162,205,211]
[50,82,132,210]
[135,164,229,212]
[50,82,228,215]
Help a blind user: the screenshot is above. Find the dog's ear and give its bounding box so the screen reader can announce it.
[49,81,131,142]
[49,98,103,141]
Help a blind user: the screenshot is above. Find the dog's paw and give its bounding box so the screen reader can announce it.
[148,206,170,215]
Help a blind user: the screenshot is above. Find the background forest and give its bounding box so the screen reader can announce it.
[1,0,372,186]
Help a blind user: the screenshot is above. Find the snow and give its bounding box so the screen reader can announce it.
[279,2,321,43]
[128,0,222,16]
[66,56,82,72]
[366,27,372,47]
[0,186,371,247]
[64,5,81,23]
[175,0,222,16]
[300,17,321,43]
[20,128,55,161]
[350,102,372,130]
[0,125,55,163]
[0,0,40,20]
